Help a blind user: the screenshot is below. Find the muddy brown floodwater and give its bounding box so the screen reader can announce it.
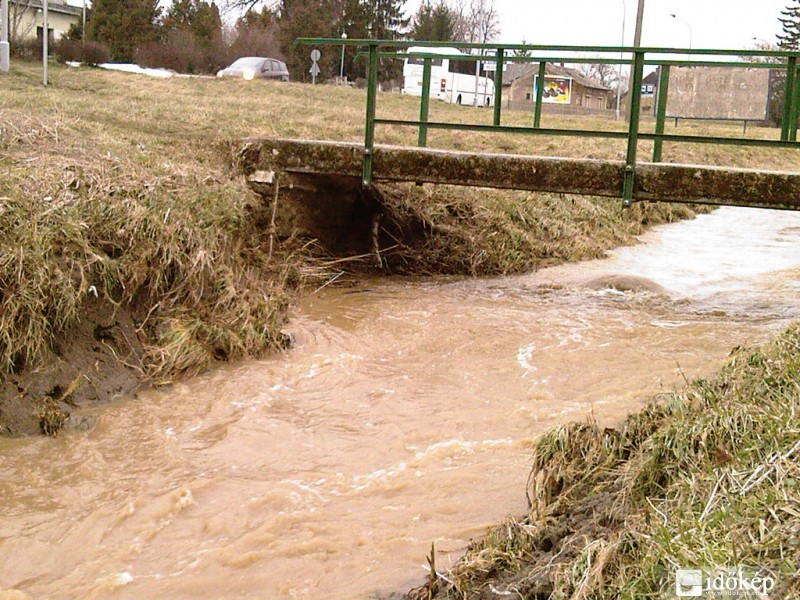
[2,207,800,599]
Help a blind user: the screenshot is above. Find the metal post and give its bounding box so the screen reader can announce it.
[790,63,800,142]
[362,43,378,187]
[616,0,626,121]
[339,32,347,80]
[418,57,431,147]
[534,61,546,128]
[781,56,796,141]
[623,50,645,206]
[653,64,670,161]
[1,0,9,72]
[493,48,504,126]
[633,0,645,47]
[473,52,480,107]
[42,0,48,86]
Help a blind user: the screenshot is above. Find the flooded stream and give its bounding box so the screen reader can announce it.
[2,207,800,599]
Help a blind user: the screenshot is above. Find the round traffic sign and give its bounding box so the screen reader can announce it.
[310,49,321,62]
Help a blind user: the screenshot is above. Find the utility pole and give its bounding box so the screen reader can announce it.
[633,0,645,47]
[82,0,86,48]
[627,0,645,121]
[42,0,48,85]
[1,0,9,73]
[615,0,626,120]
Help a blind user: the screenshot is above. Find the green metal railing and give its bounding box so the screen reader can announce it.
[292,38,800,206]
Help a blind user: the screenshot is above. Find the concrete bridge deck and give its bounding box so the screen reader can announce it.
[239,139,800,211]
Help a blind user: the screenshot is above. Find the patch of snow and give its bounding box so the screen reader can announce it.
[99,63,176,79]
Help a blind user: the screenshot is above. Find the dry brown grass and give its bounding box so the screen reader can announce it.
[1,60,795,384]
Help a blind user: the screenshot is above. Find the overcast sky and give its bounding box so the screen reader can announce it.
[403,0,786,50]
[65,0,787,51]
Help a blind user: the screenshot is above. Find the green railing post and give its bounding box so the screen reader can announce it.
[493,48,505,126]
[653,64,671,162]
[790,62,800,142]
[623,50,645,207]
[362,43,379,187]
[781,56,796,142]
[534,61,546,128]
[418,57,432,147]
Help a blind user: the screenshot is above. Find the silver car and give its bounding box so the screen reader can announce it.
[217,57,289,81]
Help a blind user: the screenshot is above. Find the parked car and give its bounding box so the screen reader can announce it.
[217,57,289,81]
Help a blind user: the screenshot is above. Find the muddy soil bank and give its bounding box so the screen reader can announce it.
[0,298,144,437]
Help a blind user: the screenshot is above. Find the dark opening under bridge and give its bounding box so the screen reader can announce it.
[241,40,800,211]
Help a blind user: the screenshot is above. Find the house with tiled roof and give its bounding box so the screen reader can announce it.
[502,62,616,112]
[8,0,82,44]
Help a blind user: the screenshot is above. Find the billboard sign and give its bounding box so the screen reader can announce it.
[534,75,573,104]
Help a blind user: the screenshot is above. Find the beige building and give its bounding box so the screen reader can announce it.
[8,0,82,44]
[503,62,616,114]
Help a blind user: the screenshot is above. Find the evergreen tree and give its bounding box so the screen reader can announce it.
[365,0,408,40]
[87,0,160,61]
[337,0,372,80]
[778,0,800,49]
[410,0,456,41]
[162,0,223,47]
[279,0,339,80]
[238,6,278,30]
[365,0,409,81]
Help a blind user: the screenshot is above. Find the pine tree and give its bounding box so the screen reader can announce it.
[777,0,800,50]
[337,0,372,81]
[411,0,456,41]
[87,0,160,61]
[163,0,222,46]
[363,0,409,81]
[279,0,339,80]
[365,0,408,41]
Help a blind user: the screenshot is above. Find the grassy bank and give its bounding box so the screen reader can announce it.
[1,61,797,436]
[411,324,800,599]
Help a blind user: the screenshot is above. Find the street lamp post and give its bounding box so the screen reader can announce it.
[340,32,347,81]
[615,0,626,120]
[1,0,9,73]
[670,13,692,60]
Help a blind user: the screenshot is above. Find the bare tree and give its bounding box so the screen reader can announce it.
[579,62,619,89]
[9,0,38,45]
[220,0,278,18]
[471,0,499,44]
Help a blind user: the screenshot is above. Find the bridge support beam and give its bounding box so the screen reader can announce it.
[237,138,800,211]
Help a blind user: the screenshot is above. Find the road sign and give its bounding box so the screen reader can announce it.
[310,49,321,84]
[481,48,507,72]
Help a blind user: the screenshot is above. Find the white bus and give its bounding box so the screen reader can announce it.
[401,46,495,107]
